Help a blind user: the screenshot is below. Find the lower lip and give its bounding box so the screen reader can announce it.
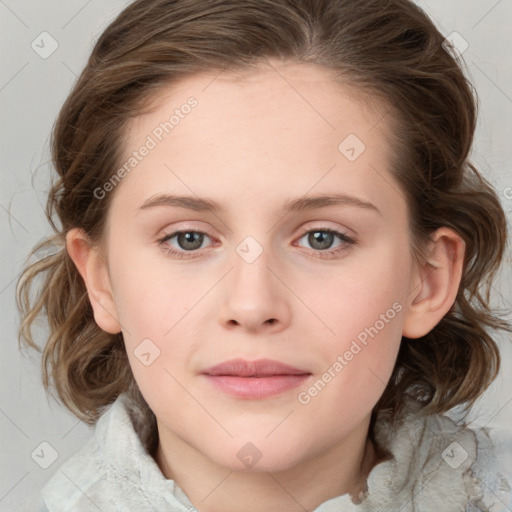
[203,374,311,399]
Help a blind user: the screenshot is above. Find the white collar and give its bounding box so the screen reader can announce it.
[42,392,487,511]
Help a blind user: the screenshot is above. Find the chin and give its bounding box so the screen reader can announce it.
[208,438,308,474]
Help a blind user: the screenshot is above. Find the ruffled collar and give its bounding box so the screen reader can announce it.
[42,392,486,511]
[315,406,483,511]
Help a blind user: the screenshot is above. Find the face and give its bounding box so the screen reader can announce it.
[100,61,418,472]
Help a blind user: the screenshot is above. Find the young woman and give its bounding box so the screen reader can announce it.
[17,0,512,510]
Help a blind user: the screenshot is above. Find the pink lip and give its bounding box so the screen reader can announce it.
[201,358,311,399]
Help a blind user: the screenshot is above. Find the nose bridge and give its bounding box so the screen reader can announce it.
[217,235,291,332]
[232,239,272,296]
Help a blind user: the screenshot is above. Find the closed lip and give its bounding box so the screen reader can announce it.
[201,358,311,377]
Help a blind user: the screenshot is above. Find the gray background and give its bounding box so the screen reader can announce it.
[1,1,511,510]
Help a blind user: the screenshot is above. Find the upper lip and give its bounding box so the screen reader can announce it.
[202,358,310,377]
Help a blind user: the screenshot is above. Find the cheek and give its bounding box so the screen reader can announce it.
[295,292,404,428]
[296,242,409,406]
[109,244,199,335]
[108,247,211,378]
[303,237,411,343]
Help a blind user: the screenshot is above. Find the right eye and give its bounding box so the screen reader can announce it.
[157,230,215,258]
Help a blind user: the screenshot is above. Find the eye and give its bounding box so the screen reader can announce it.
[157,230,214,258]
[295,228,355,257]
[156,227,355,260]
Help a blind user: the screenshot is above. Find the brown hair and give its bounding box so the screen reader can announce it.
[17,0,511,424]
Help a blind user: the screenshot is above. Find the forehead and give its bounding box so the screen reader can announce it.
[129,60,390,146]
[111,60,402,219]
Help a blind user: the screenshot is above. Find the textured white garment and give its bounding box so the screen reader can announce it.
[25,392,512,511]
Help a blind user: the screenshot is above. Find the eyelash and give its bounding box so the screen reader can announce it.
[156,227,356,260]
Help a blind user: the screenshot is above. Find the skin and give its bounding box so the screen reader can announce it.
[67,60,465,512]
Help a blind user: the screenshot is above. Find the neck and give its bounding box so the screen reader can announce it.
[155,418,378,512]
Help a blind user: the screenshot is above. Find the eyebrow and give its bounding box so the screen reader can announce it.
[138,193,381,215]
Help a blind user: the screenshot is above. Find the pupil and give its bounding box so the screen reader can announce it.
[309,231,333,250]
[178,232,203,250]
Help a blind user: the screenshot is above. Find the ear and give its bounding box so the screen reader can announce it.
[402,227,465,339]
[65,227,122,334]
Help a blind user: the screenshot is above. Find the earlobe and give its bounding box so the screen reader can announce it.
[65,228,122,334]
[402,227,465,339]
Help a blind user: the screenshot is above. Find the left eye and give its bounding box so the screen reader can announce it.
[296,229,354,251]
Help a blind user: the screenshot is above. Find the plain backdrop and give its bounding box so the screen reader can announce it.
[1,1,511,510]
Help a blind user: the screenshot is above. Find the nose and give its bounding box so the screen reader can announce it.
[217,247,291,334]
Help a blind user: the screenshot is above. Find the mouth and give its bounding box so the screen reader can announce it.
[201,358,312,399]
